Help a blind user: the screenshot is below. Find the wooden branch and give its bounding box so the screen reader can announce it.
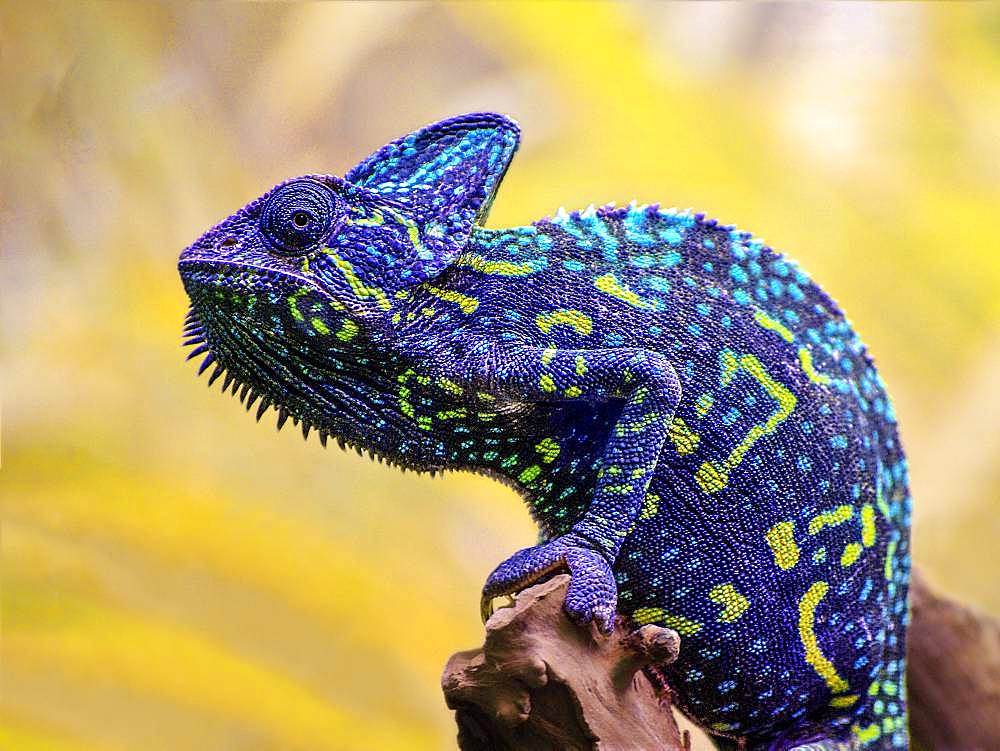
[907,571,1000,750]
[441,575,688,751]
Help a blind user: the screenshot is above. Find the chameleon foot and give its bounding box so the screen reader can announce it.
[481,533,617,633]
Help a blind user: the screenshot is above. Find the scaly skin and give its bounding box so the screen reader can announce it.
[179,113,910,750]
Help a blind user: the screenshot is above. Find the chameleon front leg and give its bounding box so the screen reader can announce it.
[475,344,682,633]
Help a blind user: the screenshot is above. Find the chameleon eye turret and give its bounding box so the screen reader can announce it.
[259,178,341,255]
[180,113,911,750]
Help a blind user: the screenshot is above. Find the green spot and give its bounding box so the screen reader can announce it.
[424,285,479,314]
[534,437,561,463]
[336,319,358,342]
[436,377,464,396]
[708,583,750,622]
[519,465,542,484]
[668,417,700,455]
[639,493,659,520]
[539,374,556,393]
[310,317,330,335]
[631,607,703,636]
[753,308,794,343]
[348,208,385,227]
[595,273,656,310]
[455,254,541,276]
[535,309,593,336]
[765,521,800,570]
[840,542,862,567]
[322,249,392,311]
[808,504,854,535]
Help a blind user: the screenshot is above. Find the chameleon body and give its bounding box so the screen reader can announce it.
[179,114,910,750]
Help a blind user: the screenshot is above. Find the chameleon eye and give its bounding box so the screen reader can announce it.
[260,179,338,255]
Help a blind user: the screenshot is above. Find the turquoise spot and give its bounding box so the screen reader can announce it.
[660,228,683,245]
[563,259,585,271]
[729,264,748,284]
[733,289,751,305]
[645,276,671,293]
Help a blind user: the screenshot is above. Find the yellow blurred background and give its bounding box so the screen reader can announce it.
[2,3,999,749]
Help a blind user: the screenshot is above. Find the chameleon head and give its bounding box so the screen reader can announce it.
[178,113,520,459]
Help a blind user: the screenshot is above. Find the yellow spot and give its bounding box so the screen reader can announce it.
[534,437,561,463]
[436,408,467,420]
[564,386,582,397]
[519,465,542,484]
[855,724,881,744]
[336,319,358,342]
[594,273,656,310]
[753,309,794,343]
[436,377,464,396]
[310,317,330,335]
[840,543,862,567]
[322,250,392,311]
[831,695,859,708]
[868,681,881,697]
[535,309,593,336]
[631,608,703,636]
[708,583,750,622]
[696,351,796,494]
[798,346,833,386]
[455,254,540,276]
[813,547,827,563]
[477,392,495,402]
[798,581,850,694]
[539,374,556,393]
[391,312,401,325]
[765,521,800,570]
[639,493,659,520]
[423,285,478,314]
[884,540,897,581]
[575,355,588,376]
[541,348,557,366]
[695,392,714,417]
[808,504,854,535]
[668,417,700,455]
[861,504,876,547]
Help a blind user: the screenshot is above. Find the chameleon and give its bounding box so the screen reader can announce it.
[178,113,911,750]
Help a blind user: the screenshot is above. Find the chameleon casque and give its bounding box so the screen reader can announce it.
[179,113,911,750]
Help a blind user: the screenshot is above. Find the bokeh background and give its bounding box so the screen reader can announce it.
[3,2,999,749]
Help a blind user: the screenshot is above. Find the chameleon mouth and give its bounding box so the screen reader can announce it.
[181,306,449,475]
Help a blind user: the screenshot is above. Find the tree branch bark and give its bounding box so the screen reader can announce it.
[441,575,687,751]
